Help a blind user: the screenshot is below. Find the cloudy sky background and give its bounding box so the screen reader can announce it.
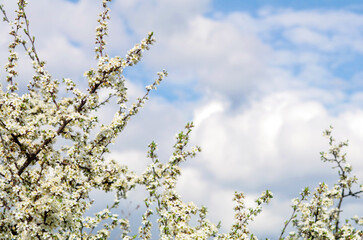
[1,0,363,238]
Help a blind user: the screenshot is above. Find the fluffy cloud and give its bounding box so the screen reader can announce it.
[191,92,327,184]
[123,7,363,103]
[260,9,363,52]
[112,0,211,36]
[176,90,363,236]
[191,89,363,185]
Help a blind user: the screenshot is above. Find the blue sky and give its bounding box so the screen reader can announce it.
[1,0,363,238]
[213,0,363,12]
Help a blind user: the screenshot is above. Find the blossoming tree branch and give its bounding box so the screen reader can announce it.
[0,0,362,239]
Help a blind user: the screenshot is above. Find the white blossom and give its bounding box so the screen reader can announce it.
[0,1,362,239]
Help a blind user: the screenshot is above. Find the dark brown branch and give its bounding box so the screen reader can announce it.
[17,118,71,175]
[17,79,106,176]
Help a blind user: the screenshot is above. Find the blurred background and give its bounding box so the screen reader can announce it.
[1,0,363,238]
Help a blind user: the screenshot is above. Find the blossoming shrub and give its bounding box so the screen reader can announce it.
[0,1,362,239]
[279,127,363,239]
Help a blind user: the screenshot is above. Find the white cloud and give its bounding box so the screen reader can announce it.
[26,0,100,47]
[106,149,147,174]
[38,34,92,80]
[181,90,363,236]
[248,196,292,238]
[113,0,211,36]
[260,8,363,32]
[190,90,363,186]
[260,9,363,53]
[193,100,225,127]
[144,15,280,100]
[177,167,211,204]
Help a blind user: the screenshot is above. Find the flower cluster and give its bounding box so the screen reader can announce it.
[280,126,363,239]
[217,190,273,240]
[0,1,362,239]
[137,123,220,240]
